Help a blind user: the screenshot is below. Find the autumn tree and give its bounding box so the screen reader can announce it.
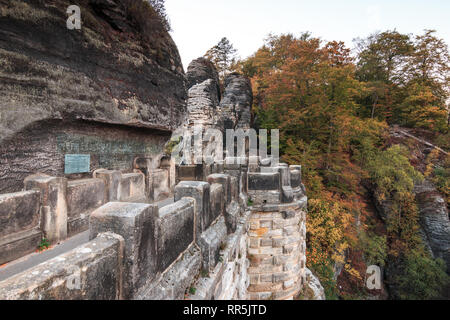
[397,30,450,131]
[354,30,414,121]
[241,30,449,299]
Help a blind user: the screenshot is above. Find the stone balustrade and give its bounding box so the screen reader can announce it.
[0,157,308,301]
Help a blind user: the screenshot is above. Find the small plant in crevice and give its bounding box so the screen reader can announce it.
[247,197,254,207]
[201,270,210,278]
[189,287,197,295]
[38,238,50,252]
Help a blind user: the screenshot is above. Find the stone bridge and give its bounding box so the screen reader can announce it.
[0,1,310,300]
[0,157,307,300]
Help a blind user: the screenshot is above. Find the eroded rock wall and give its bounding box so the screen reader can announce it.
[218,73,253,130]
[0,0,187,192]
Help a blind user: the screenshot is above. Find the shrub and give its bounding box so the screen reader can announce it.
[392,250,449,300]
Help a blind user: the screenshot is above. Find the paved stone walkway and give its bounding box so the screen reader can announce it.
[0,231,90,282]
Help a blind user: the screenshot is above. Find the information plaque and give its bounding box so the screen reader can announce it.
[64,154,90,174]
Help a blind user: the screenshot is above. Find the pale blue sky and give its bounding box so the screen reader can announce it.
[165,0,450,70]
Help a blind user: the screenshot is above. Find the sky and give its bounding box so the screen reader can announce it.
[164,0,450,70]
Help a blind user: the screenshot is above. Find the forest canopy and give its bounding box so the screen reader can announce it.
[230,29,449,300]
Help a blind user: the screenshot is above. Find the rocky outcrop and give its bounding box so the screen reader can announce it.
[186,57,221,99]
[0,0,187,192]
[218,73,253,130]
[302,268,326,300]
[414,179,450,272]
[185,58,221,128]
[0,0,186,136]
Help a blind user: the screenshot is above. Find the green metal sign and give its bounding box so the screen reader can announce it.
[64,154,90,174]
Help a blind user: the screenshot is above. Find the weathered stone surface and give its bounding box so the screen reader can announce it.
[174,181,211,237]
[218,73,252,130]
[24,174,68,243]
[186,80,219,127]
[230,176,239,202]
[414,180,450,272]
[0,121,171,194]
[89,202,158,299]
[302,268,326,300]
[118,172,146,202]
[67,178,106,236]
[0,190,41,238]
[94,170,122,202]
[176,165,204,184]
[135,245,202,300]
[188,212,250,300]
[210,183,224,224]
[157,198,195,271]
[281,186,294,203]
[0,232,124,300]
[150,169,171,202]
[207,174,231,204]
[0,0,186,193]
[0,0,186,139]
[247,201,305,300]
[248,172,281,205]
[225,201,240,234]
[186,58,220,97]
[261,165,290,187]
[198,216,227,272]
[134,156,171,202]
[248,172,281,191]
[290,168,302,189]
[0,229,42,266]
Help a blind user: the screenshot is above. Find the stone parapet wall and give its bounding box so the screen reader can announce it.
[0,190,42,265]
[0,167,167,265]
[0,232,124,300]
[0,157,308,301]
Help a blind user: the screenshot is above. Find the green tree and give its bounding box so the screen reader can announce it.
[204,37,238,82]
[392,250,449,300]
[355,31,414,121]
[396,30,450,131]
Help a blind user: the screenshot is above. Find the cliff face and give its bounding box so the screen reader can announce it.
[0,0,187,192]
[374,128,450,274]
[186,57,221,100]
[183,59,253,134]
[218,73,253,130]
[185,58,220,128]
[0,0,186,135]
[415,180,450,271]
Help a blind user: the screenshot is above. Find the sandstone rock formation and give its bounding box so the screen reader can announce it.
[303,268,326,300]
[186,57,221,98]
[0,0,186,192]
[185,80,219,128]
[218,73,253,130]
[415,179,450,272]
